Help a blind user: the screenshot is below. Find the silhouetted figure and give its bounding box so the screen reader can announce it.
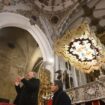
[63,70,70,89]
[14,71,40,105]
[55,70,62,80]
[51,80,71,105]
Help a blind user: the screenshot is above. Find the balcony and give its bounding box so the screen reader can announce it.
[67,76,105,104]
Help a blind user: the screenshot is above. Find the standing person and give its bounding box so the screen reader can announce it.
[51,80,71,105]
[14,71,40,105]
[13,77,21,105]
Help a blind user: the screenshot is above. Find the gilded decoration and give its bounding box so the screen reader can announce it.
[38,64,51,105]
[54,23,105,73]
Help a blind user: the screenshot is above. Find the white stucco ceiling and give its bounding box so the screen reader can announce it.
[34,0,78,12]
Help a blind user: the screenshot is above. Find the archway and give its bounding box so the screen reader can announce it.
[0,12,55,102]
[0,12,54,80]
[0,12,54,63]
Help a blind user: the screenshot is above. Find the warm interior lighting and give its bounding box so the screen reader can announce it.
[54,23,105,73]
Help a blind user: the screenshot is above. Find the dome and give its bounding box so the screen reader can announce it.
[34,0,77,12]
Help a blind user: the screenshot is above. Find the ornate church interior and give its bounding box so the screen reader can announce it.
[0,0,105,105]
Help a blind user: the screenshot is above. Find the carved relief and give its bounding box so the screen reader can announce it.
[0,0,38,19]
[67,77,105,104]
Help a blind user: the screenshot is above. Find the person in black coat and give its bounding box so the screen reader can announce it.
[13,81,21,105]
[14,71,40,105]
[51,80,71,105]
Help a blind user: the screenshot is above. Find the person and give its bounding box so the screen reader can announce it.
[13,77,21,105]
[14,71,40,105]
[51,80,71,105]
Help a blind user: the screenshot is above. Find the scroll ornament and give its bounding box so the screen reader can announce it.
[54,23,105,73]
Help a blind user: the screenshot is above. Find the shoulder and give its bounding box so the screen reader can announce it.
[35,78,40,81]
[60,91,71,103]
[61,91,67,95]
[36,78,40,83]
[60,91,69,98]
[32,78,40,83]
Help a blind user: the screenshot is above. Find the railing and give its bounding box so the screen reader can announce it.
[66,76,105,104]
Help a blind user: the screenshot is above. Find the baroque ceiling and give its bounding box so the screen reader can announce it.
[34,0,105,37]
[0,0,105,44]
[57,0,105,44]
[34,0,105,45]
[34,0,78,12]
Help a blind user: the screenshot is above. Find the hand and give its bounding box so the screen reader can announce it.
[15,76,24,84]
[20,76,24,80]
[16,77,21,82]
[15,81,20,86]
[14,77,20,86]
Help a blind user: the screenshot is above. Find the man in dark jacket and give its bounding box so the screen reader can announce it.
[51,80,71,105]
[14,71,40,105]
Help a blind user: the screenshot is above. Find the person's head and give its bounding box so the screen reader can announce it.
[26,71,37,79]
[51,80,63,93]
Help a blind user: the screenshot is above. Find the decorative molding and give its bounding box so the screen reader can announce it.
[54,23,105,73]
[58,0,105,36]
[0,12,54,76]
[67,76,105,104]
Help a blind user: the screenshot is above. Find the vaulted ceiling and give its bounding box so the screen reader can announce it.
[55,0,105,45]
[34,0,78,12]
[0,0,105,44]
[33,0,105,34]
[33,0,105,45]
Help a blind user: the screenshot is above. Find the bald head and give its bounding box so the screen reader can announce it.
[26,71,37,79]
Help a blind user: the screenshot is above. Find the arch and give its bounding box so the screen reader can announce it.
[0,12,54,63]
[0,12,54,81]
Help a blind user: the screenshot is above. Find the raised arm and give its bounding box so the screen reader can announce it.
[21,78,40,90]
[14,79,21,93]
